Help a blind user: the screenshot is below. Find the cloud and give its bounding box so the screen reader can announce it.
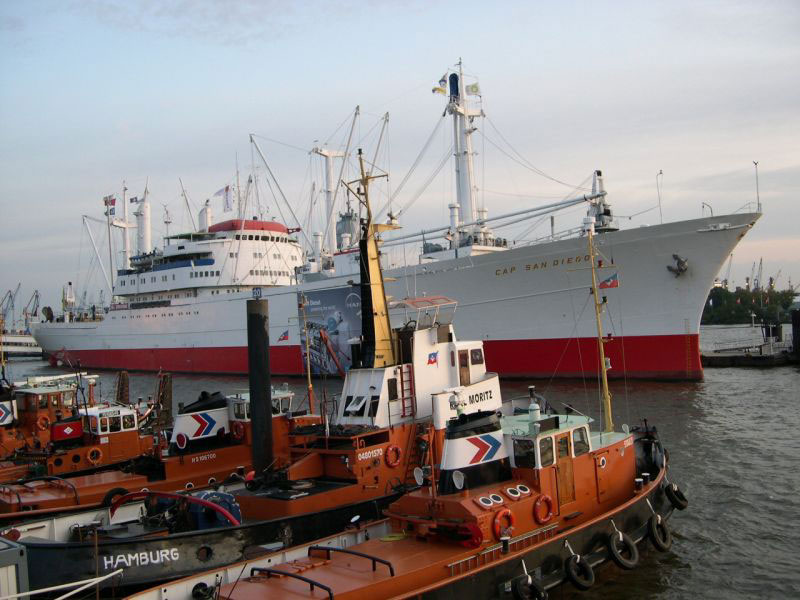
[0,14,25,32]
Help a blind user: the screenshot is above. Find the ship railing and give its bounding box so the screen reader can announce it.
[250,567,334,600]
[446,523,558,576]
[308,545,396,576]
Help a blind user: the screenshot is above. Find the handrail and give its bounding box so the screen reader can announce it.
[13,475,80,505]
[250,567,334,600]
[308,544,395,576]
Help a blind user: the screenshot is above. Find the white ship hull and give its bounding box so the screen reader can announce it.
[32,213,758,380]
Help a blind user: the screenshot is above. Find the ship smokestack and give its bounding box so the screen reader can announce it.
[247,299,272,476]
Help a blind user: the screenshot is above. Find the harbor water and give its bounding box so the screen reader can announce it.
[3,325,799,599]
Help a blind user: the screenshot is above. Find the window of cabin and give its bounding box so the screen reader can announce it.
[109,416,122,432]
[539,436,554,467]
[248,235,254,240]
[216,270,220,276]
[235,235,240,240]
[99,417,109,433]
[367,395,380,417]
[557,435,571,459]
[122,414,135,430]
[89,416,98,432]
[38,394,47,409]
[387,378,398,401]
[450,351,455,366]
[234,402,248,420]
[573,426,590,456]
[344,395,368,416]
[470,348,484,365]
[513,438,537,468]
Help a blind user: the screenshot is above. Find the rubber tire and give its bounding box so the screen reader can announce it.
[607,531,639,570]
[191,582,212,599]
[102,487,129,507]
[665,483,689,511]
[512,575,548,600]
[648,514,672,552]
[565,554,595,591]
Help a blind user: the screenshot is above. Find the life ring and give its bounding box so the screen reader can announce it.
[493,508,515,540]
[86,446,103,465]
[648,514,672,552]
[37,416,51,431]
[385,445,402,468]
[533,494,554,524]
[231,421,245,441]
[564,554,594,590]
[607,531,639,570]
[665,483,689,511]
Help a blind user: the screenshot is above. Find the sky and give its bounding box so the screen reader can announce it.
[1,0,799,317]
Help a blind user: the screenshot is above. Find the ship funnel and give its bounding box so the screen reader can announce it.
[246,299,272,477]
[438,410,510,494]
[198,200,213,232]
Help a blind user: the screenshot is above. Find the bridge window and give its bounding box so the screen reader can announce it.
[573,427,590,456]
[108,416,122,433]
[513,438,537,468]
[470,349,484,365]
[539,436,554,467]
[343,395,368,416]
[123,414,136,430]
[387,378,398,401]
[235,234,240,240]
[99,417,109,433]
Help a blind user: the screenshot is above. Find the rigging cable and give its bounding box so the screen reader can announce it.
[485,116,591,191]
[376,113,446,219]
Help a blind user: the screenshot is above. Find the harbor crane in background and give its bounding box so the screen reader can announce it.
[1,284,21,331]
[22,291,40,332]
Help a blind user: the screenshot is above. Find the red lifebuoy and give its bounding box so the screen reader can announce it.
[385,445,402,468]
[86,446,103,466]
[231,421,245,441]
[493,508,515,540]
[37,416,51,431]
[534,494,554,524]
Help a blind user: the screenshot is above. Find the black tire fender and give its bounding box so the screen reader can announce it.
[565,554,595,591]
[511,574,548,600]
[101,487,129,507]
[648,514,673,552]
[665,482,689,510]
[607,531,639,570]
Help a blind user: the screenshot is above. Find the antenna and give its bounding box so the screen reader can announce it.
[753,161,761,213]
[656,170,664,224]
[162,204,172,238]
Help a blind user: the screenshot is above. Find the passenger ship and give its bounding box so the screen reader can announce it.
[32,65,759,380]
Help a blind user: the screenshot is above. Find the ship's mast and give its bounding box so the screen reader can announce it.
[312,147,345,254]
[586,219,614,432]
[343,149,397,368]
[121,182,130,269]
[447,60,482,244]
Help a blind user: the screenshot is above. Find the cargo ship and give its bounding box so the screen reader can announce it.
[32,64,759,380]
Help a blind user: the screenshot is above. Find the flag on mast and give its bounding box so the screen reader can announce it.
[598,273,620,289]
[103,194,116,216]
[214,185,234,212]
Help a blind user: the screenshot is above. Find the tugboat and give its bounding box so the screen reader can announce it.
[0,151,506,592]
[137,215,689,599]
[0,384,308,520]
[0,373,99,465]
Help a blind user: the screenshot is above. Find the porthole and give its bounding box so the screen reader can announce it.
[489,493,504,505]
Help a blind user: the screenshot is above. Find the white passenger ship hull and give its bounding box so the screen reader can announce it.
[32,213,758,380]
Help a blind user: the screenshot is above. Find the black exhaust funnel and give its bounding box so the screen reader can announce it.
[247,298,272,475]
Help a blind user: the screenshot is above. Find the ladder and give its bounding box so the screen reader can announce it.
[398,363,416,417]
